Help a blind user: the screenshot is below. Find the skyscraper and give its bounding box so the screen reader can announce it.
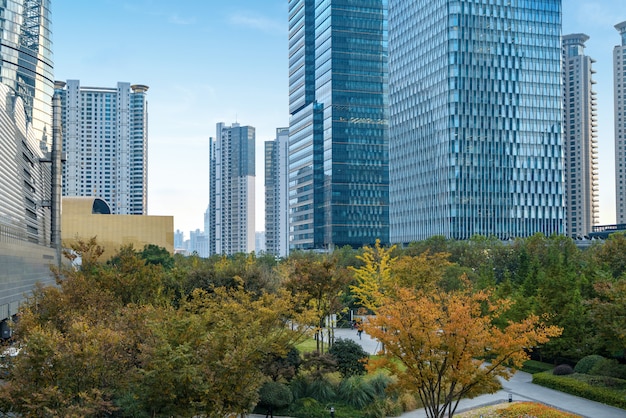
[0,0,54,147]
[389,0,564,243]
[287,0,389,251]
[615,21,626,223]
[0,0,57,331]
[57,80,149,215]
[265,127,290,257]
[208,122,255,255]
[562,34,598,238]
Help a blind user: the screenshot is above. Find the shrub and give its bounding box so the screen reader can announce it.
[306,377,336,402]
[258,381,293,411]
[328,338,369,377]
[290,397,327,418]
[574,354,605,374]
[533,371,626,409]
[552,364,574,375]
[589,358,626,380]
[366,372,394,398]
[337,375,376,409]
[498,402,579,418]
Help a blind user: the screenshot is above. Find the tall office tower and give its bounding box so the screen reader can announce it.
[208,122,255,255]
[562,34,598,238]
[287,0,389,251]
[265,127,290,257]
[0,0,54,147]
[615,21,626,223]
[0,0,57,330]
[57,80,149,215]
[389,1,564,243]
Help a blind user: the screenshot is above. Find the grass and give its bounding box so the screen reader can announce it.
[521,359,554,374]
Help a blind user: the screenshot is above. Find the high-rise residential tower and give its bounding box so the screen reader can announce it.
[389,0,564,243]
[287,0,389,251]
[57,80,149,215]
[265,127,290,257]
[0,0,57,330]
[562,34,598,238]
[208,122,255,255]
[615,21,626,223]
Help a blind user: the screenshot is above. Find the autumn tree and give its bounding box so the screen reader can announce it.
[134,285,308,417]
[365,278,561,418]
[281,252,350,353]
[0,239,309,418]
[349,239,396,312]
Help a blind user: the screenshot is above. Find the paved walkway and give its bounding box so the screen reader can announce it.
[250,329,626,418]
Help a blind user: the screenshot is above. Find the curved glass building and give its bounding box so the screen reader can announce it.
[0,0,56,331]
[0,0,54,146]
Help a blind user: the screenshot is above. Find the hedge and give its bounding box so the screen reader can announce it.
[532,372,626,409]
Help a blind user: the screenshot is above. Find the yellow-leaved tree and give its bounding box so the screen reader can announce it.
[351,244,562,418]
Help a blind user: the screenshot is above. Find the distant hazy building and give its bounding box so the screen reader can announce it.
[56,80,149,215]
[287,0,389,251]
[615,21,626,223]
[0,0,58,328]
[208,123,255,255]
[174,229,185,250]
[255,231,266,254]
[389,0,564,242]
[189,229,209,258]
[562,34,599,238]
[265,127,289,257]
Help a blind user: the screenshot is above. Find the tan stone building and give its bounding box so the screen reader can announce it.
[62,197,173,261]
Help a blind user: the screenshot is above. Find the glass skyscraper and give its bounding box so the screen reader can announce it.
[389,0,564,243]
[288,0,389,251]
[0,0,54,146]
[0,0,57,328]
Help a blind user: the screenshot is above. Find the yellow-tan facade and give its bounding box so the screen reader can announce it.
[62,197,173,260]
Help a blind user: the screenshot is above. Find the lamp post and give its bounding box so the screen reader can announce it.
[330,406,335,418]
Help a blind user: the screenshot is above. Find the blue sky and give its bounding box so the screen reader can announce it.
[52,1,626,237]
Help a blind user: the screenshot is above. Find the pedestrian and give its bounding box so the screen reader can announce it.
[357,325,363,340]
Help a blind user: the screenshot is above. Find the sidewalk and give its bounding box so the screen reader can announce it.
[250,329,626,417]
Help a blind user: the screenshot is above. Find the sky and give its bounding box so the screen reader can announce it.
[52,1,626,238]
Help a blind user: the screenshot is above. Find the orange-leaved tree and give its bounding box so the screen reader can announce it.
[366,277,562,418]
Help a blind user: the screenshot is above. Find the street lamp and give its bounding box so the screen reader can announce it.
[330,406,335,418]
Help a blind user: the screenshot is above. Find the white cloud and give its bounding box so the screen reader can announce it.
[168,14,196,25]
[229,12,286,34]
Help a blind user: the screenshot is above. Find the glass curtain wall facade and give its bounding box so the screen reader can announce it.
[288,0,389,251]
[562,34,598,238]
[0,0,56,325]
[0,0,53,147]
[389,0,564,243]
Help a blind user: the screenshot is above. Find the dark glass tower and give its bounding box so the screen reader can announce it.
[288,0,389,251]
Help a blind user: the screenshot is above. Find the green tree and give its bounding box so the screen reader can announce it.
[281,252,350,353]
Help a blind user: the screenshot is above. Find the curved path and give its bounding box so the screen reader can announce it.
[250,328,626,417]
